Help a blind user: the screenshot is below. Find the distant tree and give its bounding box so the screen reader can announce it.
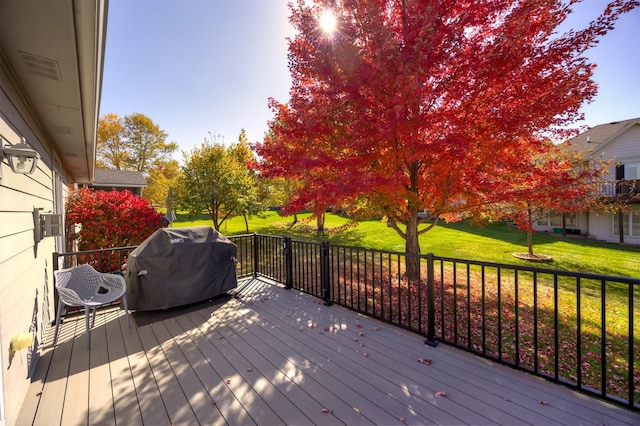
[97,113,127,170]
[96,113,178,172]
[175,134,261,231]
[255,0,637,280]
[484,142,608,259]
[230,129,265,232]
[125,113,178,173]
[143,159,182,207]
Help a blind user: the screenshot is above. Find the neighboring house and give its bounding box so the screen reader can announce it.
[0,1,107,424]
[534,117,640,244]
[89,169,147,196]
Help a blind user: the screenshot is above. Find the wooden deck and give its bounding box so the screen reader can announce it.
[17,277,640,425]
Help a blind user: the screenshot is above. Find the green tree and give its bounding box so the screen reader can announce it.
[230,129,265,232]
[143,159,182,207]
[175,134,262,231]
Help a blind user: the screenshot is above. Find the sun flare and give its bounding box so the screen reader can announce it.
[319,9,337,34]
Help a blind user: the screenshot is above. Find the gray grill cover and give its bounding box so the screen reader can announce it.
[125,226,237,311]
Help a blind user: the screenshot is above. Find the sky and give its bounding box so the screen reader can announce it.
[100,0,640,161]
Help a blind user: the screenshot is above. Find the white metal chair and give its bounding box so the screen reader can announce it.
[53,264,130,349]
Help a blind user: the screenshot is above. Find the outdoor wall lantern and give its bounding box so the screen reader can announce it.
[1,136,40,177]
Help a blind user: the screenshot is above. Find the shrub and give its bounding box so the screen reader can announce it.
[66,187,164,251]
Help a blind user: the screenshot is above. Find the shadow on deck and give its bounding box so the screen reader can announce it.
[17,277,640,425]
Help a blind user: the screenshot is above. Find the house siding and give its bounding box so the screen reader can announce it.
[595,126,640,183]
[591,125,640,164]
[0,106,62,426]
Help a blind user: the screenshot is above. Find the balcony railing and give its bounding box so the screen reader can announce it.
[53,233,639,411]
[595,179,639,199]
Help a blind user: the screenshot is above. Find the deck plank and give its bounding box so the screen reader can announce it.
[88,312,116,425]
[153,318,224,425]
[60,316,89,426]
[227,288,483,425]
[201,305,347,426]
[117,312,171,426]
[249,285,558,425]
[16,277,640,426]
[105,310,144,426]
[176,315,262,425]
[32,316,76,425]
[138,322,200,425]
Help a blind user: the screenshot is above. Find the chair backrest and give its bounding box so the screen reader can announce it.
[54,264,126,306]
[54,264,103,298]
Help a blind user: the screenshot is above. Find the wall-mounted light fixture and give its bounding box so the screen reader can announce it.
[2,136,40,175]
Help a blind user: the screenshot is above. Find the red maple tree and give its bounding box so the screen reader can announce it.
[254,0,637,279]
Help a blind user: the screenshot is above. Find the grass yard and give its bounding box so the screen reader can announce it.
[173,211,640,278]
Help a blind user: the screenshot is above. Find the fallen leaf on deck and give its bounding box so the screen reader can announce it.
[225,379,231,384]
[358,331,364,336]
[538,400,548,405]
[502,396,511,402]
[435,391,447,397]
[356,323,363,328]
[373,326,380,331]
[353,407,361,414]
[321,408,331,413]
[417,357,432,365]
[212,399,217,405]
[399,417,406,423]
[246,368,252,372]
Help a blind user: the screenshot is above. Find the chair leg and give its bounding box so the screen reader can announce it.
[91,306,97,328]
[122,295,131,328]
[52,300,65,347]
[85,307,91,350]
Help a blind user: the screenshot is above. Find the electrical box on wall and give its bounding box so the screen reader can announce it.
[33,208,63,242]
[41,213,63,237]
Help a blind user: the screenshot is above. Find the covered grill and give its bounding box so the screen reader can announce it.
[125,226,237,311]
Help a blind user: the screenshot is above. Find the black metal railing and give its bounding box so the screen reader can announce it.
[236,234,639,411]
[52,233,639,411]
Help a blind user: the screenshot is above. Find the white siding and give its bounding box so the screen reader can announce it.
[0,109,66,425]
[593,124,640,165]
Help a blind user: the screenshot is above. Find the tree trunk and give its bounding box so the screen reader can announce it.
[316,212,325,233]
[288,213,299,229]
[527,206,534,256]
[244,214,249,233]
[404,207,421,282]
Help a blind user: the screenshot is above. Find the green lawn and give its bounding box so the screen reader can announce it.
[172,211,640,278]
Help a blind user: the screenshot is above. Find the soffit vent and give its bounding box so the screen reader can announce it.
[20,51,61,81]
[52,125,73,134]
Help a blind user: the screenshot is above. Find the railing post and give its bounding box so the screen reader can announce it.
[424,253,439,347]
[283,236,293,289]
[252,233,259,277]
[320,241,333,306]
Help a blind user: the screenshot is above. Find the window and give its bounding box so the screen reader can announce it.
[613,210,640,236]
[536,212,577,228]
[625,163,640,180]
[549,213,562,227]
